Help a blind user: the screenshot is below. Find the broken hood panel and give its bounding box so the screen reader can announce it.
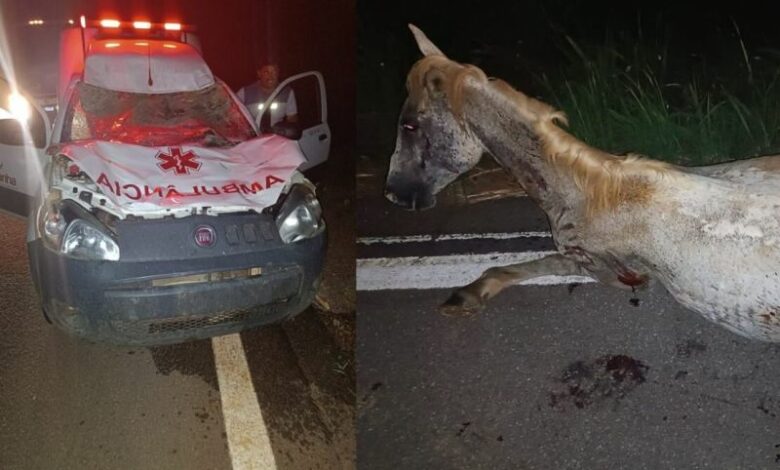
[58,135,306,214]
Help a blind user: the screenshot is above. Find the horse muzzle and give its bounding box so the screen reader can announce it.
[384,185,436,211]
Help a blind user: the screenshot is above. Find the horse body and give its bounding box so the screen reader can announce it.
[385,25,780,342]
[586,171,780,341]
[688,155,780,186]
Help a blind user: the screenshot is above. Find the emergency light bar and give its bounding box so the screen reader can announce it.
[100,19,120,28]
[80,17,194,33]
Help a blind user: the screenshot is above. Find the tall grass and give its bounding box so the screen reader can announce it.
[538,31,780,166]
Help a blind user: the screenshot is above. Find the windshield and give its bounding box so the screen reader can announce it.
[61,82,255,147]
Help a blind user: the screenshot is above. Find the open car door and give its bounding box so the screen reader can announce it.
[255,71,330,170]
[0,77,50,218]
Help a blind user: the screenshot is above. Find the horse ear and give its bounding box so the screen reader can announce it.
[409,24,446,57]
[424,68,447,97]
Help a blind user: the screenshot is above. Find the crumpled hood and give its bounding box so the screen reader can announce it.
[58,135,305,213]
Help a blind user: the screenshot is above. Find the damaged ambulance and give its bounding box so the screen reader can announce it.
[0,18,330,345]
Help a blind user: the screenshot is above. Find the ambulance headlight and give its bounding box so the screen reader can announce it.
[61,219,120,261]
[275,184,324,244]
[38,199,120,261]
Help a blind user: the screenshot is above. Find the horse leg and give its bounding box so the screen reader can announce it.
[439,254,588,316]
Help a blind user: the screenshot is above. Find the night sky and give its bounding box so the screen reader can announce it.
[358,1,780,110]
[359,1,780,63]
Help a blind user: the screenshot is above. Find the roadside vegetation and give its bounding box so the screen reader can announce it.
[358,4,780,167]
[538,27,780,166]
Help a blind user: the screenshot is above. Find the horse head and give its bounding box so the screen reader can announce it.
[384,25,485,210]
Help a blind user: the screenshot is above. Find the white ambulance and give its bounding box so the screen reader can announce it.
[0,17,330,345]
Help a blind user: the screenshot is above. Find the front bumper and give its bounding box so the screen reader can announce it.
[28,212,325,346]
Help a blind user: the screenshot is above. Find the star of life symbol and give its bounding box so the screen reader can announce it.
[156,147,202,175]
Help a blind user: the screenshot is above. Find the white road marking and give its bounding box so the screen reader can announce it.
[358,231,551,245]
[357,251,595,291]
[213,333,276,470]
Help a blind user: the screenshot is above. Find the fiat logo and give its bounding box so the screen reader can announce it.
[193,225,217,247]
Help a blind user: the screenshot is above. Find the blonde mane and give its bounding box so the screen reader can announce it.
[407,56,675,216]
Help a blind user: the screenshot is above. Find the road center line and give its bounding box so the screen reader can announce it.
[212,333,276,470]
[357,251,595,291]
[357,231,551,245]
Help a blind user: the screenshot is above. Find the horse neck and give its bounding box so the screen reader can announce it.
[461,81,583,215]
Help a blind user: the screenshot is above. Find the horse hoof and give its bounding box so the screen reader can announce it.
[438,291,484,317]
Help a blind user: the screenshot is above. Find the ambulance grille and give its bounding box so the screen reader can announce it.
[110,301,290,336]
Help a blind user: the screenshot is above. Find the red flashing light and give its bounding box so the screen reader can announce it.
[80,17,192,33]
[68,164,81,176]
[100,19,120,28]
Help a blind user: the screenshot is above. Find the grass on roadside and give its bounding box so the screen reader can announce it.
[537,30,780,166]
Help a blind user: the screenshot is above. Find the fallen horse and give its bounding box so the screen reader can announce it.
[384,25,780,342]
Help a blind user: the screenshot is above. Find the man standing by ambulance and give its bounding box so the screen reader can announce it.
[237,63,298,125]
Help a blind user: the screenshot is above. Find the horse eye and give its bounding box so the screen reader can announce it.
[402,122,419,132]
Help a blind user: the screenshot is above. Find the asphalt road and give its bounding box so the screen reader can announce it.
[356,193,780,469]
[0,210,355,469]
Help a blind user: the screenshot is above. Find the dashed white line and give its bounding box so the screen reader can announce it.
[358,231,551,245]
[357,251,594,291]
[213,333,276,470]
